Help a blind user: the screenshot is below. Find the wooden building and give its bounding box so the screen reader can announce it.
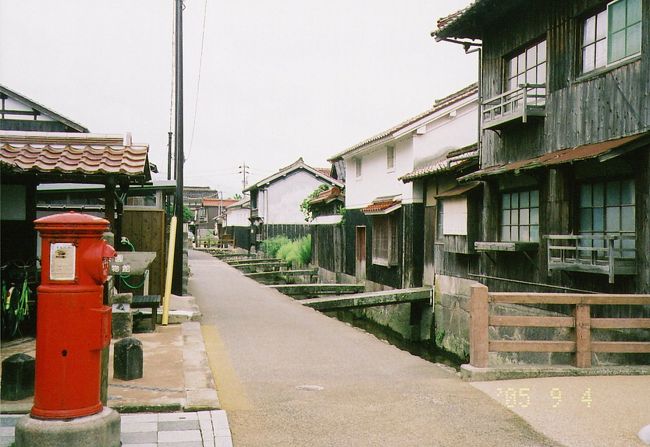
[434,0,650,296]
[244,158,342,245]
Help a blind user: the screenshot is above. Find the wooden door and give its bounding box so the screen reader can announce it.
[355,226,366,280]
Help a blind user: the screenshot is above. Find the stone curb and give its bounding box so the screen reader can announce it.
[460,363,650,381]
[181,322,221,412]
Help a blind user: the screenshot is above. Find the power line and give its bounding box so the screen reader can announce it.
[186,0,208,161]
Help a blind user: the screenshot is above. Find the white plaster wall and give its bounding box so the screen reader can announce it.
[413,97,478,166]
[342,93,478,210]
[344,138,415,209]
[260,170,331,224]
[226,207,249,227]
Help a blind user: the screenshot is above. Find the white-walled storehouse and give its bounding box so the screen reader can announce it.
[244,158,343,242]
[326,84,478,289]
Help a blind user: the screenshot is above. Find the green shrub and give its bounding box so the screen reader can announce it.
[260,236,291,257]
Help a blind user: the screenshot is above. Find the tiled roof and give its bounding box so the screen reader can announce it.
[400,144,478,182]
[361,197,401,215]
[329,83,478,161]
[309,186,343,205]
[202,198,238,207]
[244,157,343,192]
[433,0,521,41]
[460,132,650,181]
[0,132,150,179]
[315,167,332,178]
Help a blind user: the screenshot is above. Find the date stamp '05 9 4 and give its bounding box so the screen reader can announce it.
[496,387,593,409]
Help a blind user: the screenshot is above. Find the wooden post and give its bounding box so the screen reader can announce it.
[470,284,489,368]
[575,304,591,368]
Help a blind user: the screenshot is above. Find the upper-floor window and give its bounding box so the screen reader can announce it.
[386,146,395,171]
[355,157,362,178]
[507,40,547,96]
[581,0,642,73]
[501,189,540,242]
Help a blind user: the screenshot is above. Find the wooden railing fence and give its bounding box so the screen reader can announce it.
[469,284,650,368]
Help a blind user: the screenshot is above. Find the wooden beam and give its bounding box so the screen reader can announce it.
[489,340,576,353]
[590,318,650,329]
[591,342,650,353]
[575,304,591,368]
[469,285,489,368]
[489,315,575,328]
[489,293,650,306]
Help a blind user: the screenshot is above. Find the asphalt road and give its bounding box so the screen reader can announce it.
[189,250,559,447]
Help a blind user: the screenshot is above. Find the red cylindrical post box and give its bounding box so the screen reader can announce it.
[32,212,115,419]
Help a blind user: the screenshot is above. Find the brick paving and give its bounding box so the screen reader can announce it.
[0,410,233,447]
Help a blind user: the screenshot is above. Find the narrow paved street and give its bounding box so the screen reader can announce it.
[189,250,558,447]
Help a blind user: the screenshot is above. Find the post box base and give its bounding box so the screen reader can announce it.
[14,407,120,447]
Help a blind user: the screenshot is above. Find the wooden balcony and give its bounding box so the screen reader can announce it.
[482,84,546,130]
[545,234,637,284]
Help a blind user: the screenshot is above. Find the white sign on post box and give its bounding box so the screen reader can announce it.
[50,242,76,281]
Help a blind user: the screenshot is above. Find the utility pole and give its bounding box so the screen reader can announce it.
[172,0,184,295]
[167,131,173,180]
[238,162,250,190]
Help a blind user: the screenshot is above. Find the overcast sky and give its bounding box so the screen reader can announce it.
[0,0,476,197]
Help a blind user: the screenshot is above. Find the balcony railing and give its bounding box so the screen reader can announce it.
[482,83,546,130]
[545,234,637,284]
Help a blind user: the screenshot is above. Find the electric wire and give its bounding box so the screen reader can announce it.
[186,0,209,161]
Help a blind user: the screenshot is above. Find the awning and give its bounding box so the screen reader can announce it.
[361,197,402,215]
[460,132,649,181]
[436,181,481,198]
[400,144,478,183]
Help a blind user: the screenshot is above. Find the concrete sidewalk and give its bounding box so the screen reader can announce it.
[0,410,233,447]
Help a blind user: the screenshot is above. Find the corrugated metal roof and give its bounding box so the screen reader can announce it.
[460,132,649,181]
[328,84,478,161]
[0,132,150,179]
[400,144,478,182]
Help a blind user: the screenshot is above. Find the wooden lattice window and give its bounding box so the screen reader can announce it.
[372,214,398,266]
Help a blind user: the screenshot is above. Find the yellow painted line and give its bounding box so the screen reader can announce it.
[201,324,252,411]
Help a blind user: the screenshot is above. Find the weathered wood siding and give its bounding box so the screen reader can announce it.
[312,224,345,273]
[480,0,650,167]
[122,208,167,296]
[261,224,311,241]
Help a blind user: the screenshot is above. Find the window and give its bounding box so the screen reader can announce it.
[387,146,395,170]
[355,157,362,178]
[608,0,642,62]
[506,39,546,102]
[372,214,397,266]
[581,0,642,73]
[579,179,635,258]
[501,190,540,242]
[436,202,444,242]
[582,9,608,72]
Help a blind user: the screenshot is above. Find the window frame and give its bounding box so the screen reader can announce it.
[355,157,362,179]
[578,177,636,258]
[386,146,395,171]
[579,0,642,75]
[500,188,540,243]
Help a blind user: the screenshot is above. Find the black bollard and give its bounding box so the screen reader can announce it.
[1,353,35,400]
[113,337,143,381]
